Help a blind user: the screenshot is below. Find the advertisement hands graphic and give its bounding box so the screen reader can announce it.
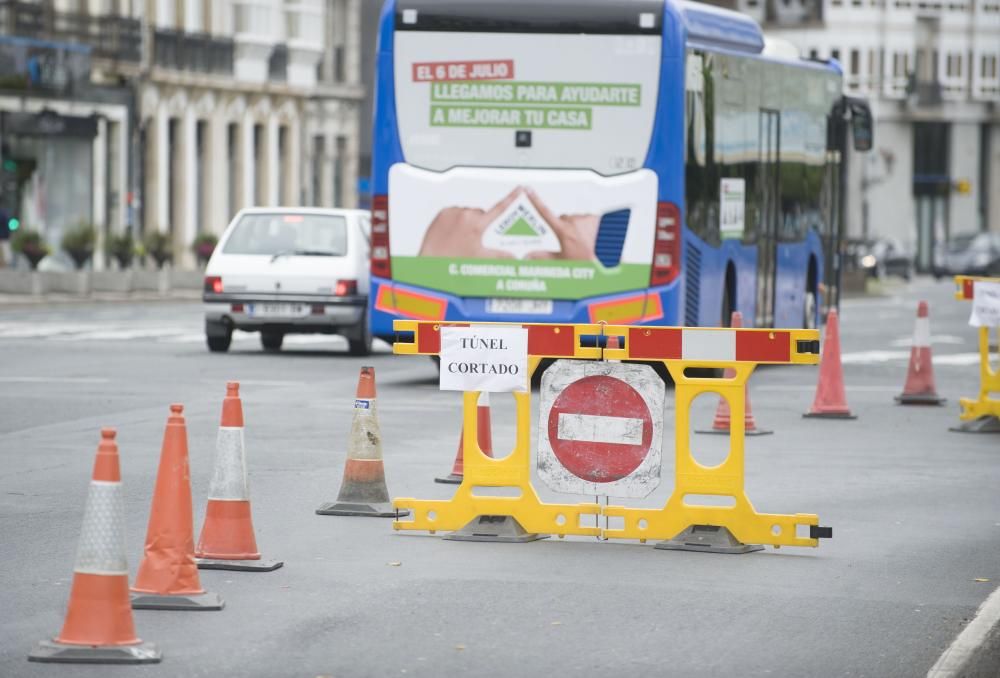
[523,188,599,262]
[418,187,521,258]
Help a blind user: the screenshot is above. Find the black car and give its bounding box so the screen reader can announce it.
[934,232,1000,277]
[845,237,914,280]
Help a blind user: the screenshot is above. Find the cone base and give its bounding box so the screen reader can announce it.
[196,557,284,572]
[950,416,1000,434]
[803,411,857,420]
[130,591,224,611]
[316,501,409,517]
[654,525,764,555]
[895,393,946,405]
[443,515,548,543]
[29,640,161,664]
[434,473,463,484]
[695,427,773,436]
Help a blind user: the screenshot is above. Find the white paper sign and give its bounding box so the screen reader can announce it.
[720,178,745,239]
[439,326,529,392]
[970,281,1000,327]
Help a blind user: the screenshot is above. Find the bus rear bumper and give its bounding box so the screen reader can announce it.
[369,278,681,341]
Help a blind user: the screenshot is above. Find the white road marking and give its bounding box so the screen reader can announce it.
[557,413,644,446]
[756,384,899,392]
[926,584,1000,678]
[841,350,984,366]
[890,335,966,348]
[0,376,110,384]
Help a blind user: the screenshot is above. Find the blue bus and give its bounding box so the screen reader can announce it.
[368,0,871,341]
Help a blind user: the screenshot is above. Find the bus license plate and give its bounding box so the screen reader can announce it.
[247,303,306,318]
[486,298,554,315]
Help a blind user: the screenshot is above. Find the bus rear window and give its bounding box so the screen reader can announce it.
[393,31,661,176]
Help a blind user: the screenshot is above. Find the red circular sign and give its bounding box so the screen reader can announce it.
[547,375,653,483]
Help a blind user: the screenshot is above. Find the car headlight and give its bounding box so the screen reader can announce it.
[861,255,876,268]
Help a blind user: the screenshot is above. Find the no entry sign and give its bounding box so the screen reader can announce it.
[537,360,664,497]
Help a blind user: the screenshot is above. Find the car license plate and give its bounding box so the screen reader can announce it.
[486,298,554,315]
[246,303,306,318]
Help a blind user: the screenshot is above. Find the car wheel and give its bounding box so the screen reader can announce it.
[261,331,284,352]
[206,320,232,353]
[348,310,373,357]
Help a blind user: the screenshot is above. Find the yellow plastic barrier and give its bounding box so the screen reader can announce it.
[391,320,829,550]
[953,276,1000,432]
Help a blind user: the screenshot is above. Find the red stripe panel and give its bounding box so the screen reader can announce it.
[527,325,576,356]
[964,279,974,299]
[417,324,441,354]
[627,327,682,360]
[736,330,790,362]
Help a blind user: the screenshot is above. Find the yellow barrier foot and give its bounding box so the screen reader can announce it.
[695,426,773,437]
[653,525,764,554]
[950,416,1000,434]
[442,515,549,543]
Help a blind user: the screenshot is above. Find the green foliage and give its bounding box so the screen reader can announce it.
[61,223,97,270]
[11,228,50,270]
[106,232,135,269]
[143,231,172,269]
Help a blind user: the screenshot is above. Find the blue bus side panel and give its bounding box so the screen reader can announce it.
[774,229,824,328]
[372,0,403,194]
[683,230,759,327]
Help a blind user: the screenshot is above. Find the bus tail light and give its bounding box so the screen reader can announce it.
[650,202,680,286]
[370,194,391,278]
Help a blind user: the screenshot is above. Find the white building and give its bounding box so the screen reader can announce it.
[731,0,1000,271]
[0,0,363,270]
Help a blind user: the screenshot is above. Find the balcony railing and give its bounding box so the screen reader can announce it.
[906,76,944,105]
[153,29,234,76]
[0,0,140,62]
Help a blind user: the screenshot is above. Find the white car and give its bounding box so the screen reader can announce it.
[202,207,372,355]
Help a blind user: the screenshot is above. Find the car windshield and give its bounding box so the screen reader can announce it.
[947,234,977,253]
[222,214,348,256]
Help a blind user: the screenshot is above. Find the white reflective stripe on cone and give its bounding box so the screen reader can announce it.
[913,317,931,348]
[478,392,490,406]
[74,481,128,576]
[208,427,249,501]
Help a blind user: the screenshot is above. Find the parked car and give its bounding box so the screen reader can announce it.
[843,237,914,280]
[202,208,372,354]
[934,232,1000,278]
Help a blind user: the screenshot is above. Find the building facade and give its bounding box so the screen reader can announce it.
[0,0,363,270]
[730,0,1000,271]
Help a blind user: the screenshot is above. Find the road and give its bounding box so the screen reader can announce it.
[0,277,998,678]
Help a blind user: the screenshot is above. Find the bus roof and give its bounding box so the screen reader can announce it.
[678,1,764,54]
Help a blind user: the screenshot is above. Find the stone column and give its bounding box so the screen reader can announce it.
[154,103,169,234]
[206,111,230,233]
[91,116,107,270]
[241,112,256,208]
[265,114,280,206]
[286,116,302,207]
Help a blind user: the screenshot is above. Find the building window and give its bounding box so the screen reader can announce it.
[831,48,841,62]
[312,135,324,206]
[253,123,264,206]
[809,48,819,59]
[850,49,860,75]
[982,54,998,79]
[227,123,237,218]
[946,52,962,77]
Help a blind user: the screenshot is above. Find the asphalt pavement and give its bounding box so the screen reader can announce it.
[0,277,998,678]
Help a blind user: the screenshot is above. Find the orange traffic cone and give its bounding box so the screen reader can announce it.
[804,308,857,419]
[316,366,409,517]
[131,405,223,609]
[435,393,494,484]
[29,429,161,664]
[896,301,946,405]
[196,382,283,571]
[697,311,773,436]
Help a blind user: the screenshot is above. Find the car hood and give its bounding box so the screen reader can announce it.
[207,254,359,295]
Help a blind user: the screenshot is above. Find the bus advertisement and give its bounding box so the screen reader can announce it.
[369,0,871,342]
